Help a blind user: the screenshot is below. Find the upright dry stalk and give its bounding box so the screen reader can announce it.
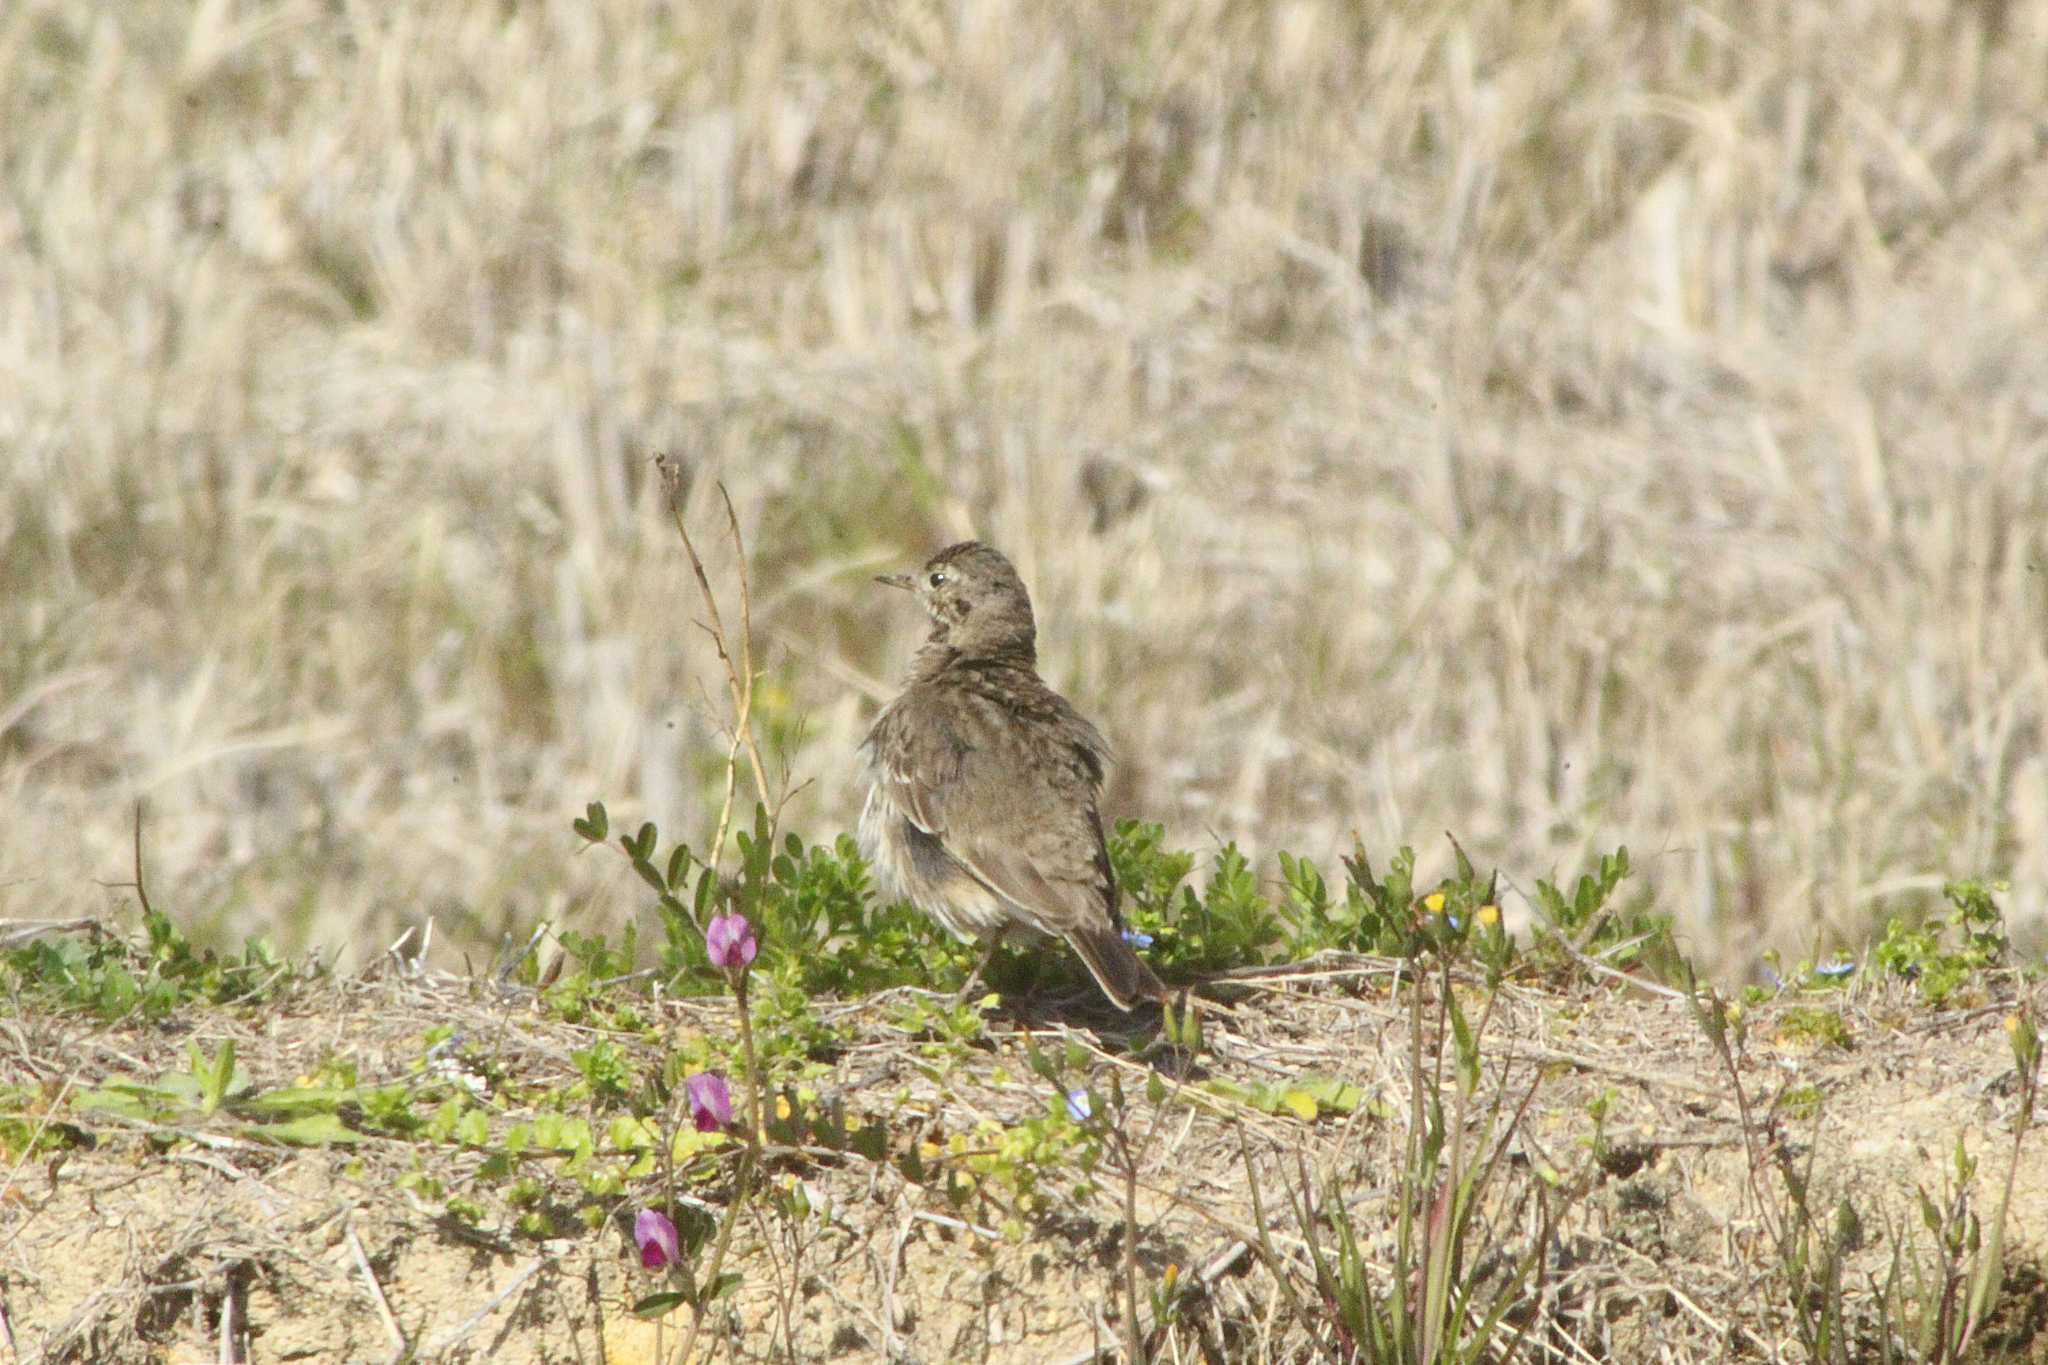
[654,457,772,862]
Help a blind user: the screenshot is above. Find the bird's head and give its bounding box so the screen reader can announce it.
[876,541,1037,660]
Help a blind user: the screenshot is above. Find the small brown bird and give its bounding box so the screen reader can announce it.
[860,542,1169,1011]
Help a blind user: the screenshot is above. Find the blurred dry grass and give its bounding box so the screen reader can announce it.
[3,0,2046,972]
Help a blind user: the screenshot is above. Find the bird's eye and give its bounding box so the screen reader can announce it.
[928,571,947,588]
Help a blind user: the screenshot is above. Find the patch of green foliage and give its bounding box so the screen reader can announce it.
[1521,847,1687,986]
[1773,1006,1854,1052]
[570,802,974,1002]
[1875,879,2011,1006]
[1,908,296,1020]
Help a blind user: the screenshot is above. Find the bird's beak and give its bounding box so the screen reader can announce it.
[874,572,916,591]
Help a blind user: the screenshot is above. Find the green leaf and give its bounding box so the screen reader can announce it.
[256,1112,361,1146]
[848,1124,887,1161]
[608,1115,658,1153]
[1021,1034,1058,1085]
[190,1039,239,1115]
[455,1108,490,1147]
[1293,1077,1365,1114]
[1277,1090,1319,1122]
[235,1086,356,1118]
[632,1291,689,1319]
[72,1082,171,1121]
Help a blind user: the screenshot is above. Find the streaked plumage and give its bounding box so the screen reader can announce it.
[860,542,1168,1011]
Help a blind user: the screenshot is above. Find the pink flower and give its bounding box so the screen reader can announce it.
[685,1072,732,1132]
[705,914,758,971]
[634,1209,679,1269]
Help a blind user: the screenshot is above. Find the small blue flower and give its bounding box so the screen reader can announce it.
[1814,959,1855,980]
[1121,930,1154,950]
[1065,1089,1093,1122]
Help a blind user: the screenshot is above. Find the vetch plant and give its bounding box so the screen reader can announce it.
[685,1073,732,1133]
[634,1208,680,1269]
[709,910,767,1145]
[705,914,758,973]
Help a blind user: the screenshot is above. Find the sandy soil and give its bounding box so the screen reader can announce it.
[5,965,2045,1363]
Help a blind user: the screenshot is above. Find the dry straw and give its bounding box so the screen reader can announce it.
[2,0,2045,971]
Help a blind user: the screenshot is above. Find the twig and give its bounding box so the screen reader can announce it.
[714,482,770,809]
[92,802,158,919]
[654,459,771,844]
[346,1221,407,1362]
[880,1207,914,1360]
[495,921,552,984]
[0,918,103,950]
[1198,951,1394,983]
[675,1146,758,1365]
[82,1110,263,1152]
[910,1209,1000,1241]
[132,800,155,918]
[421,1258,542,1358]
[1046,1233,1256,1365]
[217,1262,245,1364]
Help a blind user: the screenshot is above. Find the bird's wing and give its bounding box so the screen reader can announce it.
[865,698,966,838]
[949,810,1116,939]
[867,679,1117,935]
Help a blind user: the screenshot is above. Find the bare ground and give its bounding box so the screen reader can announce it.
[6,965,2046,1363]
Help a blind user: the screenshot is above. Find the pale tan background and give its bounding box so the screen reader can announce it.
[4,0,2045,973]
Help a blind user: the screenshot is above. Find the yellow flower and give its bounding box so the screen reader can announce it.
[1477,904,1500,926]
[1423,892,1446,914]
[2006,1014,2022,1036]
[1163,1264,1180,1292]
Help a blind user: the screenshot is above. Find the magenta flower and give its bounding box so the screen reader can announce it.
[634,1209,679,1269]
[705,913,758,971]
[685,1072,732,1132]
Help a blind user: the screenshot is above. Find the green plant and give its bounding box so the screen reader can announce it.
[2,908,295,1020]
[1111,822,1282,976]
[1280,845,1410,957]
[1875,879,2011,1006]
[1890,1010,2040,1361]
[1522,846,1685,986]
[68,1039,366,1147]
[1240,840,1554,1363]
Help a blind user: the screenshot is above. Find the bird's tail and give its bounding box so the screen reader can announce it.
[1065,922,1171,1011]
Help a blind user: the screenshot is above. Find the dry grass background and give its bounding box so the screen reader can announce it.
[4,0,2047,973]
